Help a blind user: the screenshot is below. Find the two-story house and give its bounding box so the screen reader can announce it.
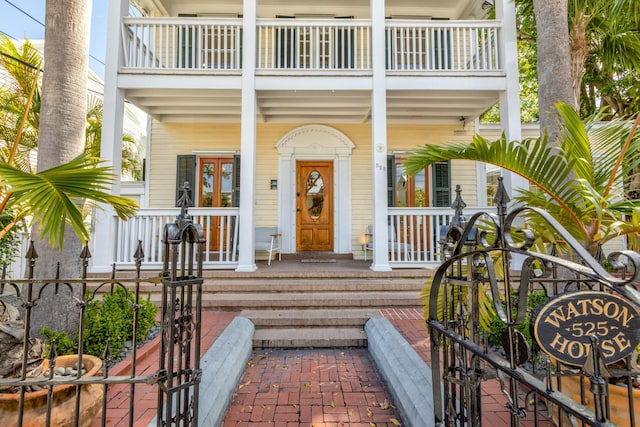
[93,0,526,273]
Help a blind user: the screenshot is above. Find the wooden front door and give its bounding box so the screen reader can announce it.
[296,161,333,251]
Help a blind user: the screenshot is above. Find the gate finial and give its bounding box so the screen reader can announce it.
[493,177,510,216]
[450,185,467,229]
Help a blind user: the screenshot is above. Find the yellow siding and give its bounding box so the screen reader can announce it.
[148,121,478,255]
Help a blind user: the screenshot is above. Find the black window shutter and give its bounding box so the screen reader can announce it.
[232,154,241,207]
[387,155,396,207]
[176,155,196,207]
[432,161,451,207]
[178,14,197,68]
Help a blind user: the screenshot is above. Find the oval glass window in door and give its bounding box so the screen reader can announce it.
[305,170,324,219]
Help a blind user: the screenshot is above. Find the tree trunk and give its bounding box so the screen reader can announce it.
[532,0,574,144]
[29,0,93,337]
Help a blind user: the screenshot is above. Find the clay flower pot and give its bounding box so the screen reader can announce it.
[0,354,104,427]
[553,373,640,427]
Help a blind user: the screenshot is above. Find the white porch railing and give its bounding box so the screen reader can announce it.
[122,17,243,70]
[256,19,372,70]
[385,20,501,72]
[111,207,489,269]
[121,17,502,73]
[114,208,240,269]
[387,207,486,266]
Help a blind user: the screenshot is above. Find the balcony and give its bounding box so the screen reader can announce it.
[118,17,505,124]
[122,17,501,74]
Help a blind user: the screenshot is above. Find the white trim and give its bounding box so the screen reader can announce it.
[276,125,355,254]
[191,150,237,156]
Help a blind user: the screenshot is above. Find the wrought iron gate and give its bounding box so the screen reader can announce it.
[0,190,204,426]
[156,198,205,426]
[428,181,640,426]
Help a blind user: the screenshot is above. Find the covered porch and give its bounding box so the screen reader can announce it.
[107,206,486,270]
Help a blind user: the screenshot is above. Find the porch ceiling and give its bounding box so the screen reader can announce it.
[123,87,499,124]
[132,0,486,21]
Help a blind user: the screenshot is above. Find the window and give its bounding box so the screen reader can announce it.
[199,158,234,208]
[388,156,450,207]
[176,155,240,207]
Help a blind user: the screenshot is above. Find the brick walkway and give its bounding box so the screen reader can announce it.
[222,348,403,427]
[96,309,551,426]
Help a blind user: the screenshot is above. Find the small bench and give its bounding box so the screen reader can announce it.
[255,227,281,265]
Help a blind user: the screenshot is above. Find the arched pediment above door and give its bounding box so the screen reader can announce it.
[276,124,355,155]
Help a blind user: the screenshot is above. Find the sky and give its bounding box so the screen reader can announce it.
[0,0,109,78]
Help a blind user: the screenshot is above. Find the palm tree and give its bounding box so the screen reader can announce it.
[0,34,144,180]
[516,0,640,121]
[24,0,136,336]
[529,0,574,141]
[0,36,41,174]
[405,103,640,257]
[85,97,143,180]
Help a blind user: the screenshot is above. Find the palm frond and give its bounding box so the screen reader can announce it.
[0,153,138,249]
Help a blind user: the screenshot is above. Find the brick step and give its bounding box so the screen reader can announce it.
[252,327,367,348]
[241,309,379,327]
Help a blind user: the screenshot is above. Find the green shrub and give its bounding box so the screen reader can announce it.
[41,287,158,359]
[485,289,547,348]
[41,327,77,356]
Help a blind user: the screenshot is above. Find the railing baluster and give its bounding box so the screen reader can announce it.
[121,18,501,72]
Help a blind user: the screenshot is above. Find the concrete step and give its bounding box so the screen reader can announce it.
[252,327,367,348]
[91,266,427,348]
[148,292,421,310]
[134,277,426,294]
[196,291,420,310]
[241,309,379,327]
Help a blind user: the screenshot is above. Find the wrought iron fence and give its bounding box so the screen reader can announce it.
[428,181,640,426]
[0,197,204,426]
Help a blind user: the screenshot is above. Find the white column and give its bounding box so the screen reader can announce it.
[370,0,391,272]
[236,0,258,272]
[92,0,128,273]
[496,0,528,198]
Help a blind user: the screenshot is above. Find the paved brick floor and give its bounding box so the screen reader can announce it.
[96,309,551,426]
[221,348,403,427]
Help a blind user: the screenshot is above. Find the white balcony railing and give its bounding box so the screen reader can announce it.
[122,17,243,70]
[114,208,240,269]
[121,17,502,73]
[256,19,371,70]
[385,20,500,72]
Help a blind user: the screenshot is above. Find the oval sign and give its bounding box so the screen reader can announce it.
[531,291,640,367]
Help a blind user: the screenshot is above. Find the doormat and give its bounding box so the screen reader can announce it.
[300,259,337,263]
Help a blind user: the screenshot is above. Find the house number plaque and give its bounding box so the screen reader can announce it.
[531,291,640,366]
